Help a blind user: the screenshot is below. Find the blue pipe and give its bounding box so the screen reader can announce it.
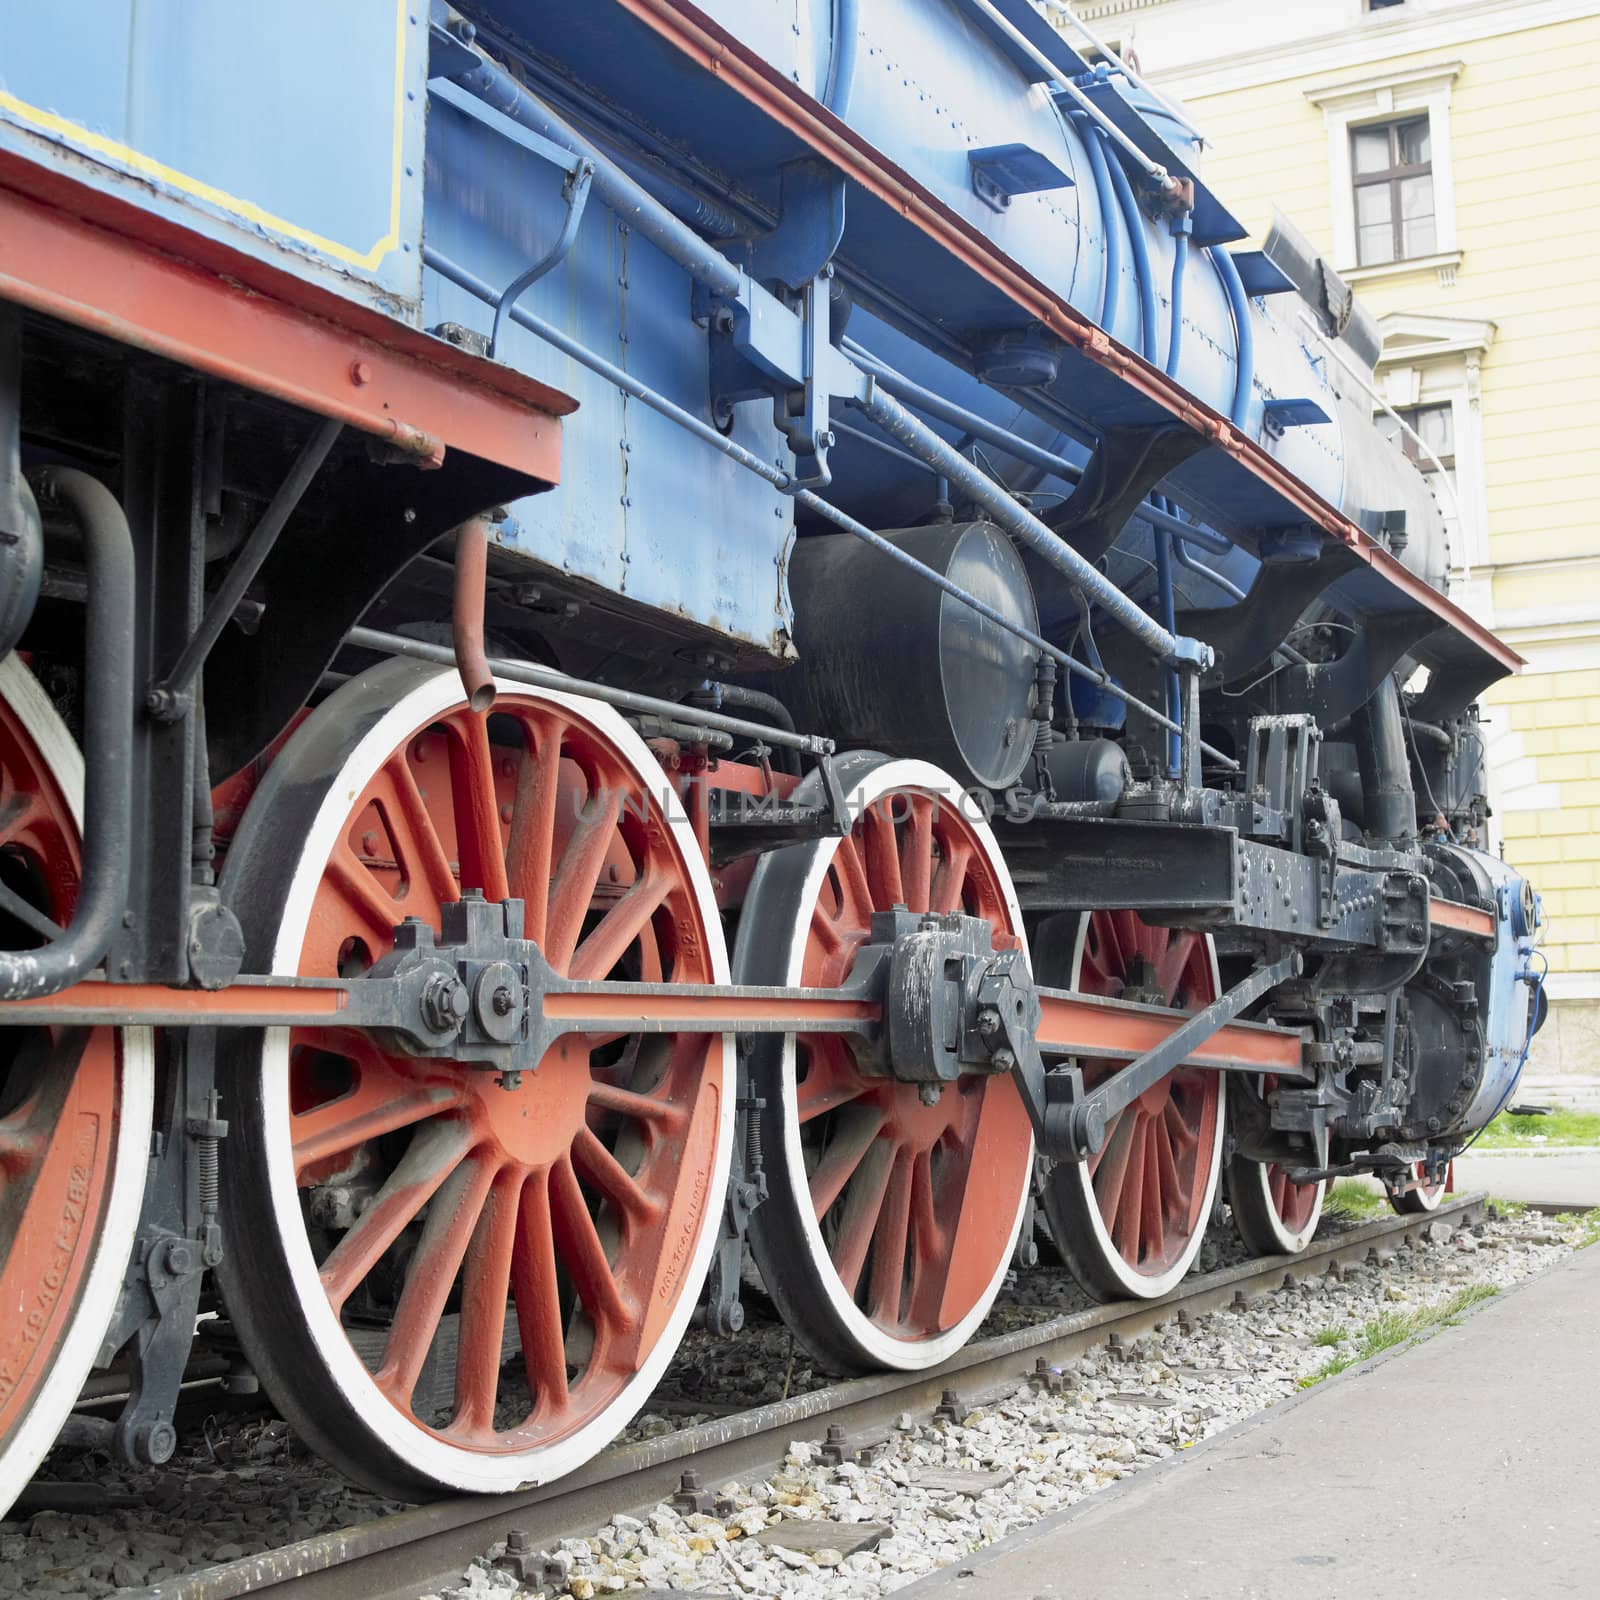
[1101,133,1158,366]
[1172,536,1246,601]
[844,340,1234,553]
[1075,114,1121,334]
[445,52,744,300]
[1211,245,1255,430]
[1166,229,1188,375]
[423,245,1235,764]
[1153,223,1194,770]
[822,0,859,117]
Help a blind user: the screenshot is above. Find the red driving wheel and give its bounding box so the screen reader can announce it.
[217,661,733,1497]
[1038,910,1225,1300]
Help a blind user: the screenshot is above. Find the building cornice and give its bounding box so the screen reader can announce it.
[1148,0,1600,99]
[1302,60,1463,107]
[1377,310,1497,364]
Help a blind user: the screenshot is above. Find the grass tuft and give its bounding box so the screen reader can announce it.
[1323,1180,1386,1221]
[1312,1326,1347,1348]
[1297,1284,1500,1388]
[1473,1109,1600,1151]
[1553,1206,1600,1249]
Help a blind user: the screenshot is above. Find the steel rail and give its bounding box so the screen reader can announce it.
[125,1194,1488,1600]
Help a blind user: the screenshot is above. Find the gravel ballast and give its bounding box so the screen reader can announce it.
[0,1204,1585,1599]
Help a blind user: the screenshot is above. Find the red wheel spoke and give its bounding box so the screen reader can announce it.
[808,1106,887,1219]
[587,1079,685,1130]
[1137,1119,1165,1257]
[861,803,904,908]
[1155,929,1199,1004]
[572,1125,661,1227]
[796,1043,870,1125]
[0,1121,46,1176]
[569,867,672,982]
[0,791,44,850]
[829,1137,894,1296]
[385,754,461,907]
[901,798,934,914]
[1110,1116,1148,1261]
[546,790,622,972]
[867,1148,913,1323]
[1088,1105,1130,1184]
[1153,1114,1185,1217]
[809,905,847,958]
[376,1153,499,1408]
[317,1117,476,1313]
[446,712,511,903]
[510,1169,570,1414]
[549,1153,629,1342]
[325,849,407,951]
[1092,1109,1134,1206]
[450,1169,522,1438]
[908,1148,944,1266]
[1162,1096,1196,1153]
[292,1058,467,1177]
[930,838,972,913]
[505,716,563,944]
[833,836,875,931]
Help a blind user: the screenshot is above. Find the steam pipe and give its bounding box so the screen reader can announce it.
[451,516,496,714]
[854,385,1192,663]
[1211,245,1255,430]
[0,469,133,1000]
[1102,134,1158,366]
[1352,675,1416,844]
[822,0,859,117]
[1075,113,1121,334]
[1171,536,1246,601]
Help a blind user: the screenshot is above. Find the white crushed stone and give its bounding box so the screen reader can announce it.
[1,1208,1581,1599]
[419,1209,1587,1600]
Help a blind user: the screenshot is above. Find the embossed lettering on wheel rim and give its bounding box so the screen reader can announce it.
[0,659,145,1504]
[257,680,728,1463]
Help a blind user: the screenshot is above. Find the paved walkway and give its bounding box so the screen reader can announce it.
[904,1245,1600,1599]
[1453,1147,1600,1209]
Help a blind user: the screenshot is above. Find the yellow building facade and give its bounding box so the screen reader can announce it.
[1060,0,1600,1078]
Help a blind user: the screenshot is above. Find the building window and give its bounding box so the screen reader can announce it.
[1305,62,1460,279]
[1352,117,1435,265]
[1376,402,1455,492]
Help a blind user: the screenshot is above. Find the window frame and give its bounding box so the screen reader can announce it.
[1351,115,1435,266]
[1305,62,1461,282]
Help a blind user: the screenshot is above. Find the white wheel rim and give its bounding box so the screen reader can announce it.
[1053,919,1226,1299]
[1240,1159,1325,1253]
[0,654,153,1515]
[763,758,1033,1369]
[253,669,733,1492]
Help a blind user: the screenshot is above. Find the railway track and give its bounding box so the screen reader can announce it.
[127,1193,1488,1600]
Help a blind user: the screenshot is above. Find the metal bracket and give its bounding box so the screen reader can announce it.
[745,159,847,292]
[489,161,594,359]
[1012,951,1302,1162]
[95,1031,227,1467]
[708,162,861,489]
[1040,423,1208,566]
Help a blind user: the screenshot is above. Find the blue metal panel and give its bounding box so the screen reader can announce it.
[423,93,793,659]
[0,0,425,313]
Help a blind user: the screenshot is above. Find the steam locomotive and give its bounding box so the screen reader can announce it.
[0,0,1543,1508]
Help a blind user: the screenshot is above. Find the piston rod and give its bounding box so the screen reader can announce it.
[0,967,1304,1074]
